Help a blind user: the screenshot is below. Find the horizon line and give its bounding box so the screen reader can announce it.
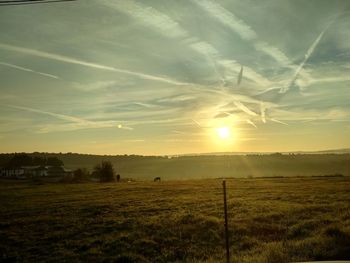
[1,148,350,157]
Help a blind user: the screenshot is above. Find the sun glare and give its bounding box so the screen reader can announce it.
[217,126,230,139]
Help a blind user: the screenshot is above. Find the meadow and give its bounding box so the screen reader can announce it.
[0,177,349,262]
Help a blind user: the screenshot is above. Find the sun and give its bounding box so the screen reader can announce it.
[217,126,231,139]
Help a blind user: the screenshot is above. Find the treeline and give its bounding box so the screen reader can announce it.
[66,161,120,183]
[2,153,63,168]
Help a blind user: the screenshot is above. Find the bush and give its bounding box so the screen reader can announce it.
[72,168,90,182]
[93,161,116,182]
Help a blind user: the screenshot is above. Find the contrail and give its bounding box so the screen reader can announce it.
[0,61,59,79]
[280,21,334,93]
[260,102,266,123]
[0,43,190,86]
[5,104,93,124]
[270,118,288,125]
[192,0,291,66]
[5,104,134,132]
[237,66,243,86]
[246,119,257,128]
[234,101,258,117]
[102,0,271,87]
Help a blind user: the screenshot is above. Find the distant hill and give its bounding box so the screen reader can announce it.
[177,148,350,156]
[1,152,349,180]
[315,148,350,154]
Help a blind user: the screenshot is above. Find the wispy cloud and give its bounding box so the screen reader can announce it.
[123,139,145,143]
[192,0,291,66]
[102,0,271,87]
[0,61,59,79]
[260,102,266,123]
[296,76,350,88]
[246,119,257,128]
[192,0,325,92]
[0,43,190,86]
[233,101,258,116]
[72,81,117,91]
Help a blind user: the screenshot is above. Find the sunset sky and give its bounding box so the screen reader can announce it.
[0,0,349,155]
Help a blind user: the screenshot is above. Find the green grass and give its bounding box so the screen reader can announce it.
[0,177,350,262]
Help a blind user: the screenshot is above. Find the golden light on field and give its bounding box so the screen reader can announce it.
[217,126,230,139]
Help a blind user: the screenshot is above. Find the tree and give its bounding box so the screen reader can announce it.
[93,161,115,182]
[32,156,46,166]
[72,168,90,182]
[5,154,64,168]
[46,157,63,167]
[7,153,32,167]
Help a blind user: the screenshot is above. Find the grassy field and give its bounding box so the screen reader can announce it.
[0,177,350,262]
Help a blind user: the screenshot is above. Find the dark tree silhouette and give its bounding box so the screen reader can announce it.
[4,154,64,168]
[7,153,32,167]
[46,157,63,167]
[94,161,115,182]
[32,156,46,165]
[73,168,90,182]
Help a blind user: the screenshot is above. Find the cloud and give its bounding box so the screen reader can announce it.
[192,0,291,66]
[233,101,258,116]
[260,102,266,123]
[0,43,190,86]
[102,0,271,87]
[191,0,326,91]
[296,76,350,89]
[105,0,188,39]
[246,119,257,128]
[123,139,145,143]
[266,106,350,122]
[72,81,117,91]
[0,61,59,79]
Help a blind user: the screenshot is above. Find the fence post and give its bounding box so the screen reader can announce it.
[223,179,230,263]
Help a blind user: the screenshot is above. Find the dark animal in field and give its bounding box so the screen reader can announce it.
[154,177,161,182]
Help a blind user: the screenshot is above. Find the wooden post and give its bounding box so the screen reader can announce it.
[223,179,230,263]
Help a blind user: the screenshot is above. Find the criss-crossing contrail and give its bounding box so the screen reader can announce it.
[233,101,258,117]
[0,0,76,6]
[280,21,334,93]
[0,43,191,86]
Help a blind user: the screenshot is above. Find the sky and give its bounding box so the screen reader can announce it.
[0,0,350,155]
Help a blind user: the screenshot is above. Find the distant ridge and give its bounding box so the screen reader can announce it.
[1,148,350,157]
[174,148,350,157]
